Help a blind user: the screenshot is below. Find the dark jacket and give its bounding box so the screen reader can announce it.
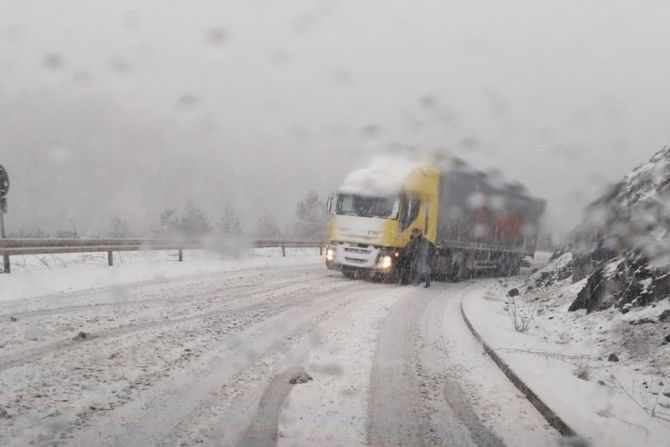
[405,234,436,276]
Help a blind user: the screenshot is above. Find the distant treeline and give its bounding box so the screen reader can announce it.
[10,191,329,241]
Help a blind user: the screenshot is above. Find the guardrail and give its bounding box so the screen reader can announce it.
[0,238,325,273]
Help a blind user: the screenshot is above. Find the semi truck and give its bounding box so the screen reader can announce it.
[324,155,545,280]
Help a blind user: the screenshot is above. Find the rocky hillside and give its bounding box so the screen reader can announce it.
[501,148,670,438]
[567,146,670,313]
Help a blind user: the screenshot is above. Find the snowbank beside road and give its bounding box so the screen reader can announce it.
[462,274,670,447]
[0,248,322,303]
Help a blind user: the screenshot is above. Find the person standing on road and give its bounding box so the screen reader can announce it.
[397,233,415,285]
[405,228,436,288]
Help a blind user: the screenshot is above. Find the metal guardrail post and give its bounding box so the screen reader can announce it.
[281,246,286,257]
[107,251,113,266]
[0,211,8,273]
[178,248,183,262]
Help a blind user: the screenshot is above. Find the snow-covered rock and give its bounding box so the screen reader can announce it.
[573,146,670,259]
[569,146,670,312]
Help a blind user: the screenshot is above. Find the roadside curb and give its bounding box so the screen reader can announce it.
[460,299,577,438]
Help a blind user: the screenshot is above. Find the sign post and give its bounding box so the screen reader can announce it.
[0,164,9,273]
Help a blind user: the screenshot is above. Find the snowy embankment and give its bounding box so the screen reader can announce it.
[0,248,321,303]
[462,253,670,447]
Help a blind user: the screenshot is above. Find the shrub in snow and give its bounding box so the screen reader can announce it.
[574,363,590,381]
[505,297,535,333]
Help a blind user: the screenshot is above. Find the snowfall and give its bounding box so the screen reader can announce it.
[0,248,667,446]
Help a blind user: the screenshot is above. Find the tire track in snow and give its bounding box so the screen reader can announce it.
[236,367,305,447]
[367,285,499,447]
[275,284,409,447]
[0,266,325,319]
[0,274,347,372]
[67,282,378,447]
[0,272,366,446]
[178,283,402,447]
[367,289,443,447]
[0,273,330,359]
[420,290,505,447]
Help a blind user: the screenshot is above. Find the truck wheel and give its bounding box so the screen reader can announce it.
[509,258,521,276]
[500,256,521,277]
[447,253,467,282]
[449,263,466,282]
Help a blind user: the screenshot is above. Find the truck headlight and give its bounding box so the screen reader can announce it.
[326,247,335,262]
[380,255,393,269]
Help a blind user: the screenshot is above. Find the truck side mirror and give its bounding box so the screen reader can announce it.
[326,193,334,213]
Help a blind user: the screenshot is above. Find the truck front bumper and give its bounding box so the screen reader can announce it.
[325,242,400,275]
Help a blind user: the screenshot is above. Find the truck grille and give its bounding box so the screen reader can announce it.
[344,247,371,254]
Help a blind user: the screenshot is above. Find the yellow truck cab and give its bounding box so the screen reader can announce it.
[325,159,440,279]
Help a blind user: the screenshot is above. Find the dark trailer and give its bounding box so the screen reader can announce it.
[434,167,546,279]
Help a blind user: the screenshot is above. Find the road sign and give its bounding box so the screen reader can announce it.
[0,165,8,198]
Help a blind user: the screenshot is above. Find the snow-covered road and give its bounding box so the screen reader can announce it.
[0,259,560,446]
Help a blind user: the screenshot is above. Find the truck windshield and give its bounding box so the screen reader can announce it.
[336,194,398,218]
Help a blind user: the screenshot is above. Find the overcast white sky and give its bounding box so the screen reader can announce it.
[0,0,669,237]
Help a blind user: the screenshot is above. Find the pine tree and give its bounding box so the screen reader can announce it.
[156,208,181,237]
[108,216,132,238]
[295,191,328,239]
[180,201,212,237]
[219,204,242,236]
[255,212,281,240]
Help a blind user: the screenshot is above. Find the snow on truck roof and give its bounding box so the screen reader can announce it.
[337,154,540,202]
[338,156,430,196]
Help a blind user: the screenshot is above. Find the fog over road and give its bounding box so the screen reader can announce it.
[0,261,558,446]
